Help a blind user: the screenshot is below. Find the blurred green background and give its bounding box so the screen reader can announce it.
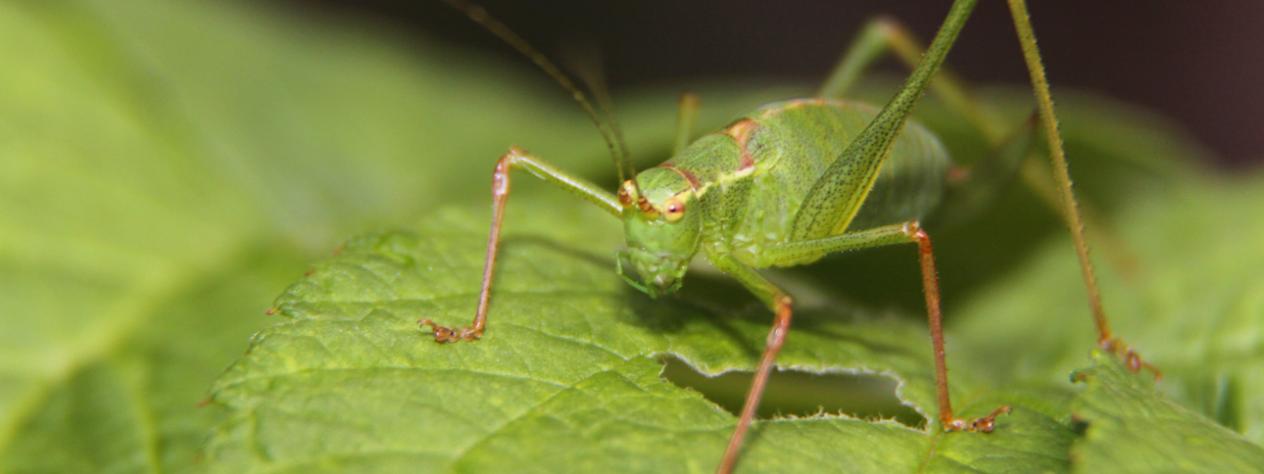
[1,0,1261,472]
[307,0,1264,168]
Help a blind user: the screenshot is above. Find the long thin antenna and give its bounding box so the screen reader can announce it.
[440,0,636,187]
[564,47,635,183]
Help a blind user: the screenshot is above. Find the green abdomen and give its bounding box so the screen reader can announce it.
[721,99,951,264]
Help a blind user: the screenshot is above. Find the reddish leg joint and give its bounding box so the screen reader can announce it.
[419,147,527,344]
[945,405,1013,433]
[1100,338,1162,380]
[904,222,1011,433]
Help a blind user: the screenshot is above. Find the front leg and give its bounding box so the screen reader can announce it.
[419,146,621,342]
[708,255,793,474]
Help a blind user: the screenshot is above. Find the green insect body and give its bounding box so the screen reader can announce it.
[618,99,949,297]
[426,0,1157,472]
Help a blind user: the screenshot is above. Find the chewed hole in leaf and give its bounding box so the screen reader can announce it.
[659,356,923,426]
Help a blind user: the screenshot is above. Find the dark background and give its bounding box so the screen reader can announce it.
[286,1,1263,168]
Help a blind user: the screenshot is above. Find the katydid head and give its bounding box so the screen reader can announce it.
[615,173,701,298]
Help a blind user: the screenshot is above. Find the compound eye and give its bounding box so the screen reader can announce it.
[663,198,686,222]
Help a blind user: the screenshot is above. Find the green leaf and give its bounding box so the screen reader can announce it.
[4,0,1263,471]
[207,203,1074,472]
[1070,350,1264,473]
[951,176,1264,447]
[203,174,1264,472]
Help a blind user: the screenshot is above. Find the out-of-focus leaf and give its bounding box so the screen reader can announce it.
[1070,351,1264,473]
[952,177,1264,446]
[207,174,1264,471]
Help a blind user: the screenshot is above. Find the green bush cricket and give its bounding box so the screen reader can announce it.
[420,0,1157,471]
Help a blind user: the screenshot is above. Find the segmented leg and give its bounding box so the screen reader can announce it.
[716,3,981,469]
[714,222,1011,472]
[792,0,978,242]
[419,147,621,343]
[932,113,1039,227]
[826,14,1133,269]
[821,10,1155,377]
[1005,0,1155,376]
[907,222,1012,430]
[674,92,701,155]
[707,256,795,474]
[765,222,1011,432]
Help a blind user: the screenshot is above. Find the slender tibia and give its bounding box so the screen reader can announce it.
[1006,0,1109,344]
[834,8,1152,375]
[420,150,517,342]
[819,14,997,143]
[718,294,792,474]
[905,221,1010,431]
[770,220,1012,434]
[674,92,700,155]
[706,256,796,474]
[848,15,1133,278]
[1017,159,1142,279]
[792,0,977,241]
[1005,0,1154,375]
[420,147,621,343]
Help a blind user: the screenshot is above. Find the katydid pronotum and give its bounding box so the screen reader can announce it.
[418,0,1155,471]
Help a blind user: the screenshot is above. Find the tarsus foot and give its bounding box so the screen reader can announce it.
[418,319,483,343]
[1101,338,1161,380]
[945,405,1012,433]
